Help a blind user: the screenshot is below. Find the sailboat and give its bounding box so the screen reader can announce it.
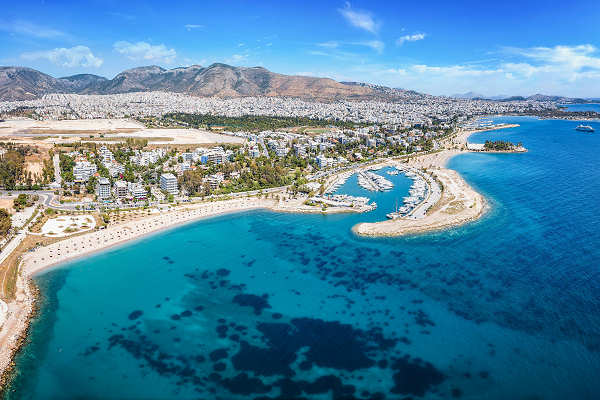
[386,198,402,219]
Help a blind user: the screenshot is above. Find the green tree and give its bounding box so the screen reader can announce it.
[87,176,98,194]
[0,208,11,236]
[0,151,24,189]
[13,194,29,211]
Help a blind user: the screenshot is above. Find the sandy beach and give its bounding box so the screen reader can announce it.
[346,124,518,237]
[0,122,520,387]
[0,193,374,382]
[353,167,486,237]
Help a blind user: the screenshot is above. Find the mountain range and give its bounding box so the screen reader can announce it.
[0,64,417,102]
[450,91,596,103]
[1,64,596,103]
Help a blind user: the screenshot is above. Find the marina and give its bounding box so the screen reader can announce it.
[324,171,354,194]
[308,194,376,210]
[357,171,394,192]
[385,165,441,220]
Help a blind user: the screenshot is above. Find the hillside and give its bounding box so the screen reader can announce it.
[0,64,415,102]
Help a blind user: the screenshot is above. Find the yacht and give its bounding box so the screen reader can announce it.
[576,125,594,132]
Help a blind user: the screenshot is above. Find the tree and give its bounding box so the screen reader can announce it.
[13,194,29,211]
[0,151,24,189]
[180,169,204,194]
[87,176,98,194]
[0,208,11,236]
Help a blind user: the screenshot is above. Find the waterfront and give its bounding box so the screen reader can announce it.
[6,117,600,399]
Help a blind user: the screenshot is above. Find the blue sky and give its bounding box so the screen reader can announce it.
[1,0,600,97]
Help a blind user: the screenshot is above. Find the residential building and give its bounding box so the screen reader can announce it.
[206,173,224,190]
[114,180,128,198]
[73,161,97,182]
[97,178,111,199]
[129,183,147,200]
[160,173,178,195]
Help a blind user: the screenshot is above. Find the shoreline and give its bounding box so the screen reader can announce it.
[350,123,520,237]
[0,122,521,389]
[352,166,487,237]
[0,195,368,386]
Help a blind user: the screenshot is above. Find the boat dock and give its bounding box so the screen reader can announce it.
[309,194,376,211]
[357,171,394,192]
[386,165,442,220]
[324,171,354,194]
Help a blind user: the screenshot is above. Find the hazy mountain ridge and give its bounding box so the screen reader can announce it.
[2,65,595,103]
[451,91,593,103]
[0,64,416,102]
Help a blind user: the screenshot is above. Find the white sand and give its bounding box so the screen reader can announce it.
[40,215,96,237]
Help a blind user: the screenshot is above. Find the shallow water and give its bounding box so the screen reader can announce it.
[7,116,600,399]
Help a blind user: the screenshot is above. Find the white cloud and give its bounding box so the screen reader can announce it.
[396,33,426,46]
[1,20,67,39]
[317,40,384,54]
[357,40,384,54]
[338,2,379,34]
[21,45,103,68]
[410,64,498,77]
[507,44,600,72]
[114,41,176,64]
[225,54,248,64]
[184,24,204,31]
[309,50,330,57]
[318,41,340,49]
[306,43,600,97]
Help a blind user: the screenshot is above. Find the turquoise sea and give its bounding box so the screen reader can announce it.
[6,116,600,399]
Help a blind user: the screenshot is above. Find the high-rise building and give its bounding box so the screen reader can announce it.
[97,178,111,199]
[160,173,178,195]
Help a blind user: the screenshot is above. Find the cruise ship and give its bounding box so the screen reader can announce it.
[575,125,595,132]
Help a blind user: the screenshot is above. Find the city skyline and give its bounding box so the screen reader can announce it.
[1,0,600,97]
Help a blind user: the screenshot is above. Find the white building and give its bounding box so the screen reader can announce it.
[73,161,97,182]
[97,178,111,199]
[99,146,114,163]
[106,161,125,178]
[129,183,147,200]
[160,173,178,195]
[114,180,128,198]
[206,149,226,164]
[316,155,332,169]
[205,173,224,190]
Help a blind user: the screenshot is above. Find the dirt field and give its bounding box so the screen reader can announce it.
[0,200,14,214]
[1,119,245,146]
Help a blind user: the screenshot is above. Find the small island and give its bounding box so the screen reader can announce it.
[467,140,527,153]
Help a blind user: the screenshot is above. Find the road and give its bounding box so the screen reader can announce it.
[0,232,26,267]
[52,153,61,185]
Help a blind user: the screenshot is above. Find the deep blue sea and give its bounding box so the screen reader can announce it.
[559,103,600,113]
[6,116,600,399]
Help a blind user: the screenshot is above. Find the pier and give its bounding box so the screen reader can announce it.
[386,165,442,220]
[357,171,394,192]
[324,171,354,194]
[309,194,376,211]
